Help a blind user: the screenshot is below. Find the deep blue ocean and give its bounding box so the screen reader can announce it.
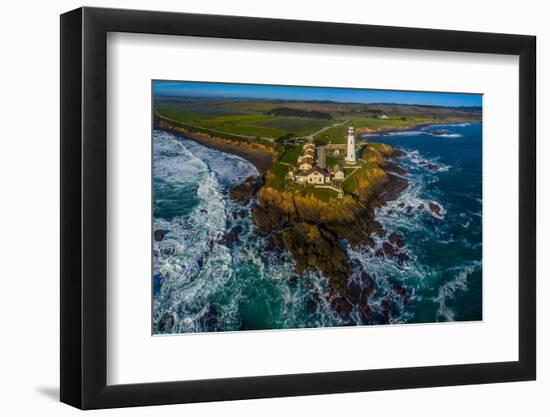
[152,122,482,333]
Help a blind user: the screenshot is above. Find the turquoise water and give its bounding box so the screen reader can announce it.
[152,123,482,333]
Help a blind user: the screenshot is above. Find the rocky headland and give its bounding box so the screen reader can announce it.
[251,143,410,318]
[158,118,414,323]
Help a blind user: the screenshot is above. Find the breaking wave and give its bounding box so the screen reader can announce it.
[152,119,482,332]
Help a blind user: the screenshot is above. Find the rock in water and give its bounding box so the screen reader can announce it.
[428,202,443,217]
[154,229,165,241]
[159,312,175,332]
[229,176,260,203]
[219,225,243,246]
[280,222,350,296]
[388,232,405,247]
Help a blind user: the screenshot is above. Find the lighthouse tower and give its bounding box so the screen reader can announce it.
[345,126,356,164]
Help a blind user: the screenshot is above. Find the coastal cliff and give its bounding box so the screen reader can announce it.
[157,116,410,319]
[252,142,409,303]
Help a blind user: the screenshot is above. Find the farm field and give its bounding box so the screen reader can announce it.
[156,102,333,139]
[155,97,481,146]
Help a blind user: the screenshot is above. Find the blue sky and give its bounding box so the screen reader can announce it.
[153,81,482,108]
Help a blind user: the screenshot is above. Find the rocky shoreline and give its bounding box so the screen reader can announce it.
[356,119,479,137]
[157,119,430,324]
[157,119,277,172]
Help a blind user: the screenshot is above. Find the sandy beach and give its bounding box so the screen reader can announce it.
[158,120,276,172]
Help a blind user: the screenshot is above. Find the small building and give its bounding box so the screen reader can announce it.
[299,157,314,171]
[295,166,331,185]
[285,170,295,180]
[333,164,345,181]
[378,114,389,119]
[304,143,315,150]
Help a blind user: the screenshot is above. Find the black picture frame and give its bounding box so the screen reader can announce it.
[60,6,536,410]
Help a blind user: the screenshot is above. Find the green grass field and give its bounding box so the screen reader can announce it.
[325,152,346,170]
[267,162,290,189]
[279,146,302,165]
[349,116,438,129]
[313,124,349,145]
[252,116,330,135]
[156,104,331,139]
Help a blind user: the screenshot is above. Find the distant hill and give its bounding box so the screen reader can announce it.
[266,107,332,120]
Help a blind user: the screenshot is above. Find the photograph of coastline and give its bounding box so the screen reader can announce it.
[152,81,482,334]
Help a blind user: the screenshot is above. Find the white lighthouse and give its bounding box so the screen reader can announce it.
[345,126,356,164]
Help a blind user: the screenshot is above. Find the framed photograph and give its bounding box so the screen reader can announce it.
[60,6,536,409]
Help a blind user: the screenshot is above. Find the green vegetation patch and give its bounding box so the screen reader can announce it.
[295,187,339,202]
[266,107,332,120]
[279,146,302,165]
[314,124,349,145]
[267,162,290,190]
[325,151,346,171]
[349,116,438,129]
[251,116,330,136]
[157,103,333,139]
[341,162,378,195]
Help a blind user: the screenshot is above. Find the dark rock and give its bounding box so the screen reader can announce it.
[385,162,407,176]
[281,223,350,296]
[381,299,391,323]
[229,177,260,203]
[161,247,175,255]
[374,225,386,238]
[330,297,353,319]
[347,280,362,304]
[154,229,165,241]
[388,232,405,248]
[393,284,405,295]
[288,274,299,285]
[306,293,320,313]
[397,252,410,262]
[428,202,443,217]
[159,312,175,332]
[198,304,220,331]
[359,304,372,322]
[232,210,246,220]
[219,225,243,246]
[383,241,397,257]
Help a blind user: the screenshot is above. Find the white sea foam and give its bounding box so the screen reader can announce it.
[386,130,424,136]
[433,261,481,321]
[402,150,451,173]
[430,133,462,138]
[179,137,259,189]
[152,130,344,332]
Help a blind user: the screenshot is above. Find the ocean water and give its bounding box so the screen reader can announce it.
[152,122,482,333]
